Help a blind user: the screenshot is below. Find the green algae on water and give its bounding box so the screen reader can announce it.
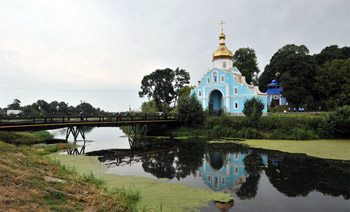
[48,152,233,211]
[206,139,350,160]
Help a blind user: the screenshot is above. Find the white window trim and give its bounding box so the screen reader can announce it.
[234,86,238,95]
[234,101,239,109]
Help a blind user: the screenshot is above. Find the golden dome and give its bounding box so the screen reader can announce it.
[212,32,233,61]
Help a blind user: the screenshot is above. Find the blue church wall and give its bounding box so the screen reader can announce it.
[192,68,268,114]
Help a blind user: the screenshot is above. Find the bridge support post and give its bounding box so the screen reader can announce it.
[66,126,86,155]
[128,124,137,138]
[65,126,86,143]
[128,124,147,138]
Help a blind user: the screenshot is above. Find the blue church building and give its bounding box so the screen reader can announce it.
[266,78,288,106]
[192,25,267,115]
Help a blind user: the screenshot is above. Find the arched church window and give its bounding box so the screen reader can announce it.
[198,90,201,97]
[221,75,225,83]
[207,77,210,84]
[234,101,238,109]
[234,87,238,95]
[213,72,218,83]
[234,166,239,175]
[223,62,226,68]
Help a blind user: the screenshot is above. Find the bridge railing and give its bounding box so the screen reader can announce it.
[0,113,177,125]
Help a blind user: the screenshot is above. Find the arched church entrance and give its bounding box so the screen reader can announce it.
[209,90,223,116]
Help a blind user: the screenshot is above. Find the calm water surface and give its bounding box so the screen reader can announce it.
[50,127,350,212]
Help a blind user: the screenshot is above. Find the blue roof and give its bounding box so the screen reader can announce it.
[266,88,282,95]
[268,79,279,86]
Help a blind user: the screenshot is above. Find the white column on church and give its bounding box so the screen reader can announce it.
[279,95,282,105]
[225,85,230,112]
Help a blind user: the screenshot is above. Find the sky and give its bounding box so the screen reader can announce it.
[1,0,349,112]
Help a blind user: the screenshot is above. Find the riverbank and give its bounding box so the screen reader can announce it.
[207,139,350,160]
[0,132,140,211]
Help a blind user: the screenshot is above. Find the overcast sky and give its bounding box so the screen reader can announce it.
[1,0,349,111]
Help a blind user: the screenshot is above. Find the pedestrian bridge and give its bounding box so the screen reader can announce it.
[0,113,178,131]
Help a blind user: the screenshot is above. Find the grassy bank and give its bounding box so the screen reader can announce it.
[0,132,140,212]
[0,130,54,145]
[177,111,349,140]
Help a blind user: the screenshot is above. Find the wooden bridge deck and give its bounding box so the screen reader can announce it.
[0,114,178,131]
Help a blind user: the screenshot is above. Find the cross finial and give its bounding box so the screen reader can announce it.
[219,20,225,32]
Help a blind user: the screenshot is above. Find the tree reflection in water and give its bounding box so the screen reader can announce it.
[141,139,206,180]
[265,152,350,199]
[236,152,265,199]
[86,137,350,202]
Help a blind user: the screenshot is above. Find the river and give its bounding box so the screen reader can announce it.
[49,127,350,212]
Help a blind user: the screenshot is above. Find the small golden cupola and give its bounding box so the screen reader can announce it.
[212,21,233,61]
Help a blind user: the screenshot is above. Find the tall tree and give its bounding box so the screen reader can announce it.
[139,68,190,112]
[232,48,260,85]
[173,68,190,106]
[315,45,350,66]
[141,99,158,113]
[279,54,317,108]
[7,99,21,110]
[315,59,350,110]
[258,44,309,92]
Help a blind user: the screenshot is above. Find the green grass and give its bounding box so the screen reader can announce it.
[0,132,141,211]
[0,130,54,145]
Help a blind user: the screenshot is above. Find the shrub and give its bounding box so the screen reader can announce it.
[319,106,350,138]
[177,93,206,128]
[238,128,264,139]
[243,97,265,123]
[269,129,289,139]
[211,125,226,138]
[32,131,54,141]
[287,128,318,140]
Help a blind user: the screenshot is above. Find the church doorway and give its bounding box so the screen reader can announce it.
[209,90,223,115]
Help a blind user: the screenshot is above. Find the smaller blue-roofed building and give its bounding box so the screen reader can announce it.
[266,79,288,106]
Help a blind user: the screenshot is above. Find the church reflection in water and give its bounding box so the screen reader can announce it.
[82,136,349,211]
[199,152,267,194]
[199,152,267,211]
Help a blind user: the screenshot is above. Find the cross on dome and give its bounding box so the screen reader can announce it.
[219,20,225,32]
